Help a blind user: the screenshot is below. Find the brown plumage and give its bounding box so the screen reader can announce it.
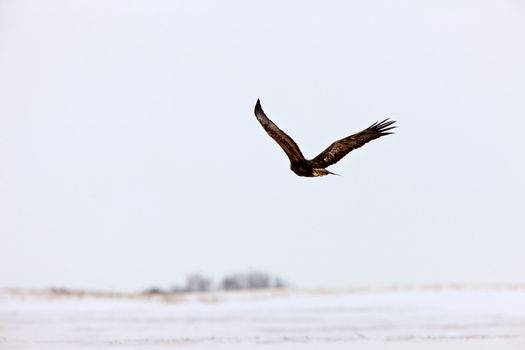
[254,99,396,177]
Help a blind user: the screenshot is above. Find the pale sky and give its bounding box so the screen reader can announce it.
[1,0,524,291]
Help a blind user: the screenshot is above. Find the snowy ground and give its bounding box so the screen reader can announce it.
[1,287,525,350]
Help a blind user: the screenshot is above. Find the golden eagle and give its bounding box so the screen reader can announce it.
[254,99,396,177]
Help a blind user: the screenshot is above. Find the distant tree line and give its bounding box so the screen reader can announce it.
[144,271,288,294]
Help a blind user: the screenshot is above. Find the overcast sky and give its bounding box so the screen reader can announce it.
[1,0,524,291]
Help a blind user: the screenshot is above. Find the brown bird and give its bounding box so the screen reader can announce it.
[254,99,396,177]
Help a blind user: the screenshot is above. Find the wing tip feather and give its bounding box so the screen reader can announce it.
[370,118,397,134]
[254,98,262,115]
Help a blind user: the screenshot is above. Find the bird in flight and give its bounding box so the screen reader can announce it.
[254,99,396,177]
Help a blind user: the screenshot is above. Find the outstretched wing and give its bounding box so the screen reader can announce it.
[310,119,396,168]
[254,99,306,163]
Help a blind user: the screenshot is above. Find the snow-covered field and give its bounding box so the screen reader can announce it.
[1,287,525,349]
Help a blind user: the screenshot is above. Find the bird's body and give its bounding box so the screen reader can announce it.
[289,160,334,177]
[254,99,396,177]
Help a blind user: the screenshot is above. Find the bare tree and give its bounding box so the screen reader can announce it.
[220,271,287,291]
[185,273,212,292]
